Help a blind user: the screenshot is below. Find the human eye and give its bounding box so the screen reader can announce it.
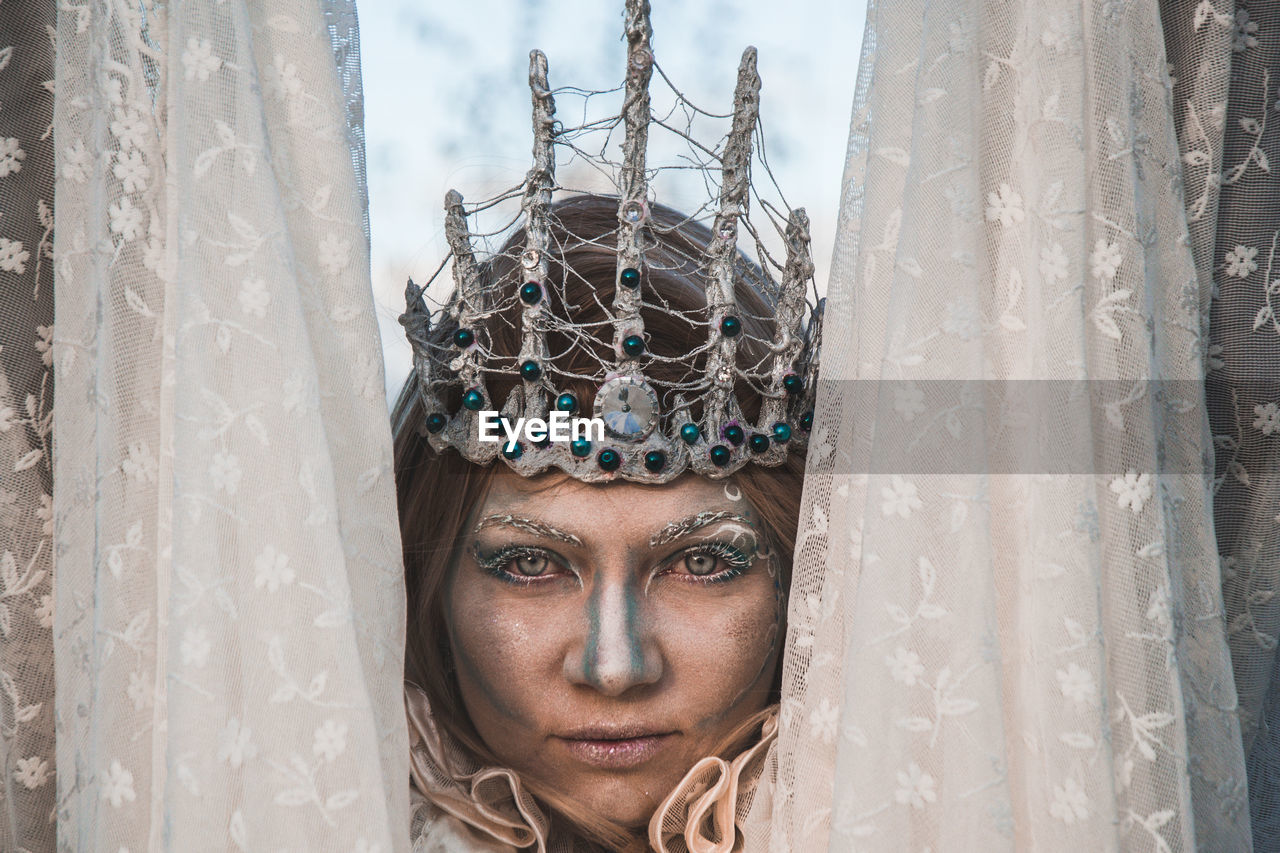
[474,545,568,586]
[662,541,754,585]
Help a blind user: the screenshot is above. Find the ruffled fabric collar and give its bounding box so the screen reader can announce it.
[404,683,778,852]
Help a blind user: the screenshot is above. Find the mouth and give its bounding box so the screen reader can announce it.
[556,728,677,769]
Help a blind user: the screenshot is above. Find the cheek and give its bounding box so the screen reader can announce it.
[654,574,781,715]
[447,578,563,724]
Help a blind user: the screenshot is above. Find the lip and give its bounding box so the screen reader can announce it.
[556,729,677,769]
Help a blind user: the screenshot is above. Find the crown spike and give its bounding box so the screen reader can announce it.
[400,276,432,357]
[620,0,653,203]
[399,277,448,434]
[720,47,760,216]
[757,207,814,438]
[444,189,487,397]
[528,50,556,176]
[704,48,762,449]
[612,0,654,372]
[796,297,825,439]
[518,49,557,418]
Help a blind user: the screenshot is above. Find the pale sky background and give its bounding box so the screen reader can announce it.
[360,2,866,401]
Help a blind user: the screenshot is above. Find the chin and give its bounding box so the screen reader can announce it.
[559,770,669,829]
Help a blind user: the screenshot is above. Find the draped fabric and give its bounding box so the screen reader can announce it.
[1164,2,1280,846]
[758,0,1258,849]
[0,1,58,849]
[48,2,407,850]
[2,0,1279,850]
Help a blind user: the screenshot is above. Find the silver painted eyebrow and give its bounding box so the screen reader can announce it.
[473,514,583,546]
[648,511,754,548]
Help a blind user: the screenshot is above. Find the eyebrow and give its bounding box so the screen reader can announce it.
[473,514,583,546]
[648,511,754,548]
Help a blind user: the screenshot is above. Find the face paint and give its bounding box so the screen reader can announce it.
[474,513,584,546]
[582,575,654,694]
[648,510,753,548]
[443,469,785,829]
[712,520,760,556]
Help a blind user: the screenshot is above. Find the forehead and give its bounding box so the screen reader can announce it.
[475,467,748,536]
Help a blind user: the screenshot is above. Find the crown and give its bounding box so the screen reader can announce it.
[399,0,823,483]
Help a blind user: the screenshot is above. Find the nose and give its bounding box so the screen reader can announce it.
[563,577,663,696]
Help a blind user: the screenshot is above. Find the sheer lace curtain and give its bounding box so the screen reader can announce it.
[759,0,1260,849]
[4,0,1278,851]
[1174,2,1280,846]
[0,1,58,850]
[49,1,406,850]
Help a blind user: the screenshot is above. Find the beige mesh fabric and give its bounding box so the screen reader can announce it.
[0,1,57,849]
[49,1,407,849]
[405,685,551,852]
[755,0,1253,849]
[648,709,776,853]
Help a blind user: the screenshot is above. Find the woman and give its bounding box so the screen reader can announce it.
[392,195,811,851]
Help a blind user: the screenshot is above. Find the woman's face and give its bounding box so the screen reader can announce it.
[445,467,785,828]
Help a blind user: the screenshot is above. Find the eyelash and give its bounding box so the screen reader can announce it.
[476,546,564,587]
[664,541,754,585]
[475,541,755,587]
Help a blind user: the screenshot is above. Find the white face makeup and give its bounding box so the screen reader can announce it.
[444,467,785,828]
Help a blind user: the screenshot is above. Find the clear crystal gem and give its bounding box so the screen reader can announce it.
[521,249,540,269]
[594,376,660,441]
[717,220,736,240]
[716,366,733,384]
[622,200,646,223]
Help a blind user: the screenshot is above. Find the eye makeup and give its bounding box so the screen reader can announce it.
[473,535,760,589]
[473,514,583,546]
[648,511,753,548]
[472,544,572,586]
[661,540,755,585]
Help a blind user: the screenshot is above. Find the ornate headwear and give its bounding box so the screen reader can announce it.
[399,0,823,483]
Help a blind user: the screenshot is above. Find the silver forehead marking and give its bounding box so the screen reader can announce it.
[723,484,743,501]
[473,514,583,546]
[761,545,779,579]
[715,521,760,556]
[648,511,753,548]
